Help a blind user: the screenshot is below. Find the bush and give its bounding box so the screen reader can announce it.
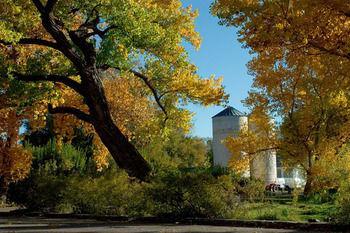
[334,181,350,223]
[146,170,238,218]
[9,168,149,215]
[235,177,265,201]
[59,171,148,216]
[8,139,95,211]
[8,172,67,211]
[10,167,255,218]
[305,189,337,204]
[30,140,94,175]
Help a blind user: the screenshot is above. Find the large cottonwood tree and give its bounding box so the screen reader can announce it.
[225,55,350,195]
[0,0,227,180]
[212,0,350,194]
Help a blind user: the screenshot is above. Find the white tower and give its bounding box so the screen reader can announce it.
[264,150,277,184]
[250,151,277,185]
[212,107,248,167]
[212,107,277,185]
[249,119,277,185]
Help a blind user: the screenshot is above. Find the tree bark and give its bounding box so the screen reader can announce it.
[93,119,151,180]
[0,178,8,202]
[78,68,151,180]
[303,170,314,196]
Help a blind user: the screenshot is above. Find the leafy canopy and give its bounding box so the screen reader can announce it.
[212,0,350,194]
[0,0,229,178]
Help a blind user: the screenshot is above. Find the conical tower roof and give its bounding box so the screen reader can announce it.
[212,106,245,118]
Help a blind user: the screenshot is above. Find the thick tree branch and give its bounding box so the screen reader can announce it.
[308,41,350,60]
[74,6,119,39]
[45,0,59,13]
[32,0,58,14]
[68,30,96,65]
[158,89,182,99]
[84,4,101,26]
[85,25,117,39]
[66,5,104,64]
[48,104,94,124]
[130,70,168,120]
[323,0,350,18]
[77,4,117,39]
[131,70,168,122]
[31,0,45,14]
[99,65,168,120]
[0,38,59,50]
[334,9,350,17]
[31,0,86,71]
[12,72,84,95]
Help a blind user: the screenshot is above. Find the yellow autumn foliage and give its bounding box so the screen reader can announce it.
[213,0,350,194]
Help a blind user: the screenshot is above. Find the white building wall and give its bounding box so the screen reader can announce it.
[248,119,277,185]
[264,150,277,184]
[250,151,277,185]
[212,115,248,167]
[250,154,265,180]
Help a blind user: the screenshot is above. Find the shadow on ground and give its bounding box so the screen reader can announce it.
[0,216,336,233]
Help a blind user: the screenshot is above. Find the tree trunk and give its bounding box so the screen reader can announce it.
[303,170,314,196]
[93,119,151,180]
[82,69,151,180]
[0,178,8,203]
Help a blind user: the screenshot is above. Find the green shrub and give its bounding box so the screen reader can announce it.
[60,171,148,216]
[146,170,238,218]
[8,139,95,211]
[334,181,350,223]
[30,140,94,174]
[9,169,148,215]
[304,189,337,204]
[233,177,265,201]
[8,172,67,211]
[210,166,230,177]
[9,167,247,218]
[292,188,303,205]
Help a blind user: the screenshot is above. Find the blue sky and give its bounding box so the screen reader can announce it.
[181,0,253,138]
